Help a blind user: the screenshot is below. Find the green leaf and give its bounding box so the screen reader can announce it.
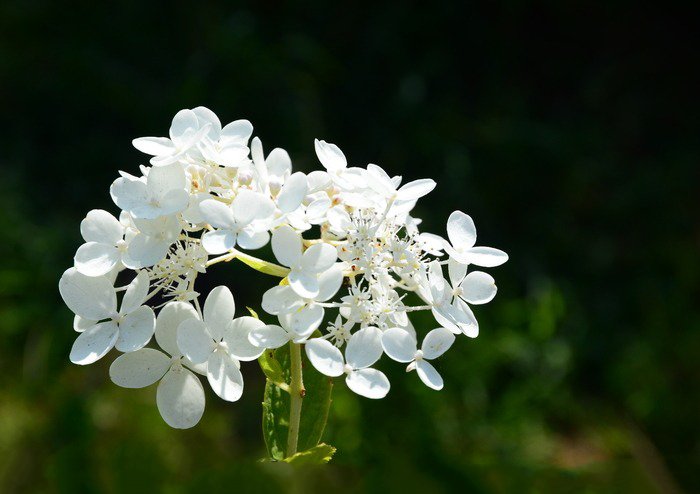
[261,341,334,461]
[283,443,336,465]
[258,350,286,387]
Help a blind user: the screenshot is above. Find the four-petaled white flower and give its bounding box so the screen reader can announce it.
[382,327,455,390]
[305,327,390,399]
[132,108,212,166]
[59,269,155,364]
[271,225,338,299]
[199,189,275,254]
[109,301,206,429]
[111,164,190,220]
[258,263,343,341]
[176,286,264,401]
[418,261,480,337]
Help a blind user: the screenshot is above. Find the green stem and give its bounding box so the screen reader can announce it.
[286,342,304,457]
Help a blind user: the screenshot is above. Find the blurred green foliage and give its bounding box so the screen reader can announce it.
[0,1,698,493]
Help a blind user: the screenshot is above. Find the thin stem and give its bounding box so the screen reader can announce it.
[286,342,305,457]
[205,248,290,277]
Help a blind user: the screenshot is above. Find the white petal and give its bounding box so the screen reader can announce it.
[446,210,477,250]
[207,350,244,402]
[265,148,292,177]
[116,305,155,352]
[306,197,331,222]
[447,257,468,287]
[221,119,253,143]
[396,178,436,201]
[278,304,324,339]
[177,319,214,364]
[59,268,116,320]
[236,230,269,250]
[251,137,265,170]
[301,243,337,274]
[216,144,249,167]
[74,242,120,277]
[132,137,175,156]
[454,298,479,338]
[461,271,497,304]
[463,247,509,268]
[158,189,190,216]
[261,285,301,315]
[80,209,123,244]
[169,109,199,140]
[304,338,344,377]
[416,360,443,390]
[199,199,236,229]
[120,271,150,314]
[73,314,96,333]
[271,225,302,267]
[155,301,199,356]
[124,234,170,268]
[314,139,347,172]
[346,368,389,399]
[421,327,456,360]
[148,162,186,195]
[224,316,265,361]
[110,176,148,213]
[288,269,320,299]
[109,348,170,388]
[316,264,344,302]
[69,321,118,365]
[248,325,290,349]
[157,368,205,429]
[203,286,235,339]
[381,328,417,363]
[201,230,237,254]
[277,172,308,213]
[231,189,275,225]
[192,106,222,139]
[345,326,383,369]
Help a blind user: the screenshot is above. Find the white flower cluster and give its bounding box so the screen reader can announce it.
[59,107,508,429]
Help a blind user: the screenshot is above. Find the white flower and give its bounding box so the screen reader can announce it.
[365,163,436,204]
[123,215,181,269]
[255,264,343,343]
[285,196,331,232]
[419,261,479,337]
[442,211,508,267]
[110,164,190,220]
[132,108,211,166]
[305,327,390,399]
[199,189,275,254]
[271,225,338,298]
[59,269,155,364]
[176,286,264,401]
[74,209,128,276]
[314,139,367,190]
[382,327,455,390]
[109,302,206,429]
[194,107,253,167]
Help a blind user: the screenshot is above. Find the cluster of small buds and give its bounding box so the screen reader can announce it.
[59,107,508,429]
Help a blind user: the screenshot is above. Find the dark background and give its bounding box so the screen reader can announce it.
[1,1,698,493]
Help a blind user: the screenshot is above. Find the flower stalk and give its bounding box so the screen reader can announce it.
[286,341,305,457]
